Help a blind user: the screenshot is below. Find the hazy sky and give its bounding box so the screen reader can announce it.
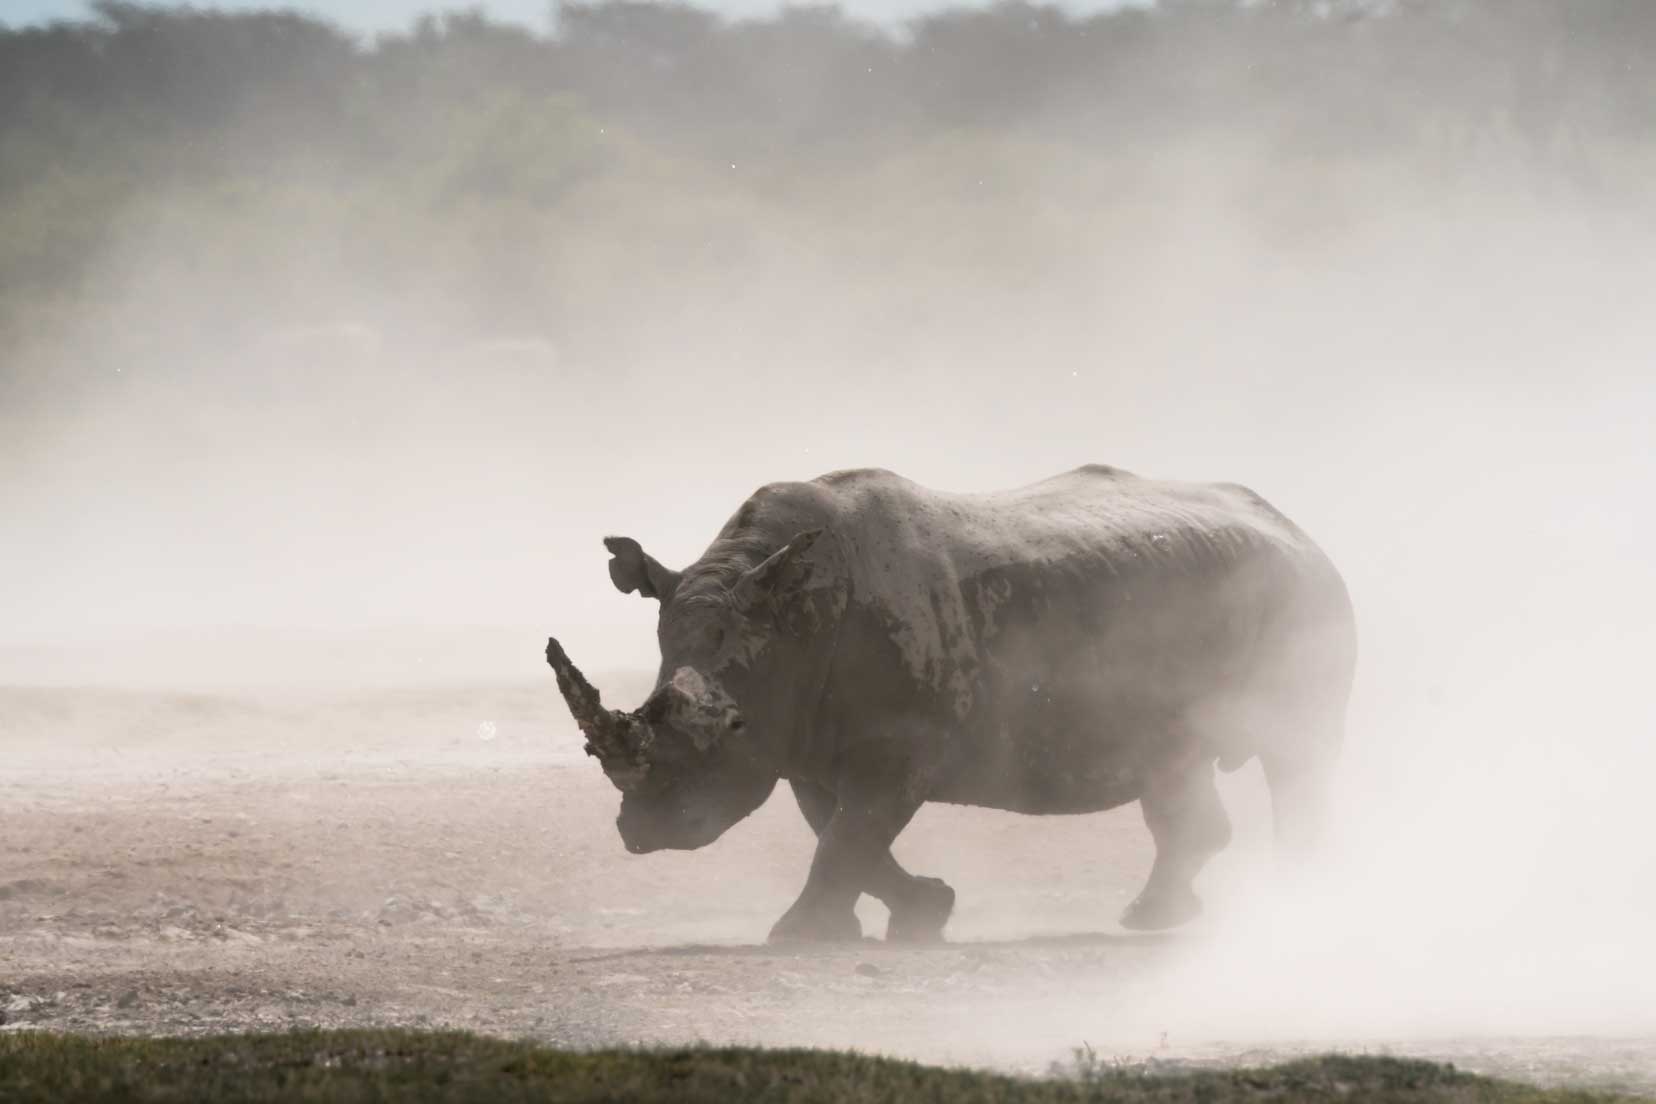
[8,0,1142,33]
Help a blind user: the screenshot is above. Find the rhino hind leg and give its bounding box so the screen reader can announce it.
[1121,760,1232,932]
[777,779,952,943]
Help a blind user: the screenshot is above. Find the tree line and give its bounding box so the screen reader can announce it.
[8,0,1655,177]
[3,0,1653,392]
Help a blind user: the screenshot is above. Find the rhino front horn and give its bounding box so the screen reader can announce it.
[544,636,651,790]
[544,636,619,753]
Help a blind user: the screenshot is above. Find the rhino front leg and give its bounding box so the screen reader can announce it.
[788,779,955,943]
[1121,758,1232,931]
[769,782,925,944]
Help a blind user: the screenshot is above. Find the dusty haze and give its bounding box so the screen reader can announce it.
[2,0,1653,1085]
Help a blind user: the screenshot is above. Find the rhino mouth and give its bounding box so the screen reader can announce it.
[617,801,724,853]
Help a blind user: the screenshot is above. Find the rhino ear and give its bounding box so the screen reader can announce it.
[732,529,822,615]
[604,536,683,603]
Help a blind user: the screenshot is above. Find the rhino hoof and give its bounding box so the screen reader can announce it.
[1120,887,1202,932]
[886,878,955,943]
[768,907,863,945]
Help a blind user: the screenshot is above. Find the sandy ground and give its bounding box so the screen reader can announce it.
[2,683,1652,1095]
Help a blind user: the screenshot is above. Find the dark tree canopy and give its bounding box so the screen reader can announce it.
[2,0,1653,399]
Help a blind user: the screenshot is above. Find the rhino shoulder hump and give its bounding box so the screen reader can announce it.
[1072,462,1136,480]
[812,467,903,489]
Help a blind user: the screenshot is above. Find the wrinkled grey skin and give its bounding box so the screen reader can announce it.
[546,465,1356,943]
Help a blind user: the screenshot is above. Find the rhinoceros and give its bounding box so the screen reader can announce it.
[545,465,1355,942]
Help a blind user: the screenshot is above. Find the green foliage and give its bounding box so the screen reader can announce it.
[0,1031,1627,1103]
[3,0,1654,400]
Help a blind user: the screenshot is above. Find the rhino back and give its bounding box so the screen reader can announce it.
[798,466,1352,813]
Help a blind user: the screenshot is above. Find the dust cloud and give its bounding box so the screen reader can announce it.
[2,0,1653,1086]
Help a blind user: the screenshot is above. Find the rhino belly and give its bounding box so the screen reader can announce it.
[930,683,1169,815]
[930,570,1254,814]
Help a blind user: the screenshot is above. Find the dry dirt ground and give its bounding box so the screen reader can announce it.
[2,684,1652,1095]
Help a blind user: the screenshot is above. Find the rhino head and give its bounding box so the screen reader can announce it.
[546,527,826,853]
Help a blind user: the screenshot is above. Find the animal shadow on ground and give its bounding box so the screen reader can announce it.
[573,930,1182,964]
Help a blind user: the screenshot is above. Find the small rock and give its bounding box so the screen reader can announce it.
[854,962,883,978]
[115,990,140,1010]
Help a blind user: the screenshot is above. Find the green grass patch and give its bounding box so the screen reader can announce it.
[0,1030,1625,1103]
